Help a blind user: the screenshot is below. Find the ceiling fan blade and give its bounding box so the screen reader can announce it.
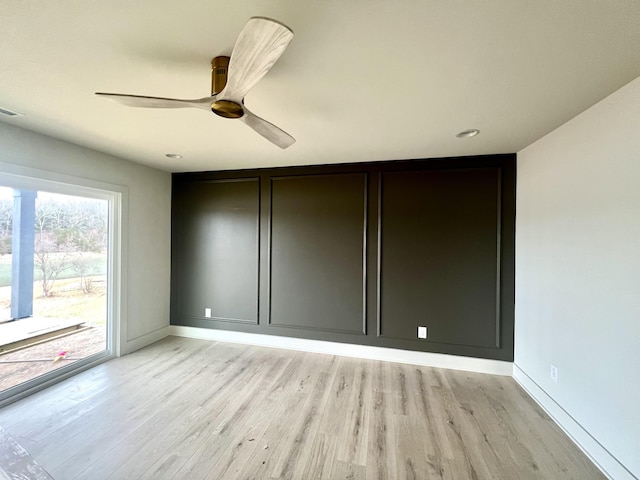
[241,107,295,149]
[95,93,214,110]
[218,17,293,102]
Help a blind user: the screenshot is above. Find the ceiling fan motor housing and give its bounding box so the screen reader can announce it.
[210,56,244,119]
[211,56,230,95]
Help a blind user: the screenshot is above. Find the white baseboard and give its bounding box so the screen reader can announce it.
[513,364,635,480]
[122,326,172,355]
[169,326,513,376]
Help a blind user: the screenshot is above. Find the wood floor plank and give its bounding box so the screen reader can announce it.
[269,353,336,479]
[299,432,337,480]
[0,337,606,480]
[317,356,354,438]
[329,459,367,480]
[335,359,371,467]
[364,361,398,480]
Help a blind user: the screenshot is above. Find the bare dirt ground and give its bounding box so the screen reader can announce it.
[0,328,106,391]
[0,277,107,391]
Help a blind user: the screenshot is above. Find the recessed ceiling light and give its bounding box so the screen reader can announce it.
[165,153,183,159]
[456,129,480,138]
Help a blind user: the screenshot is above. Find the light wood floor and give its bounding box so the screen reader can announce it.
[0,336,604,480]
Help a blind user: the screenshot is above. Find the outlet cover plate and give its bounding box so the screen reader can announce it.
[417,326,428,339]
[205,308,212,318]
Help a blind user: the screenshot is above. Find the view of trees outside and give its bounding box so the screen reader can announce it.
[34,193,107,297]
[0,188,108,302]
[0,187,109,391]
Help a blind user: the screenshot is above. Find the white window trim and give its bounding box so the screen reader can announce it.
[0,161,127,406]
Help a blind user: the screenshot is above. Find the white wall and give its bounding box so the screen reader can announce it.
[0,122,171,354]
[515,77,640,479]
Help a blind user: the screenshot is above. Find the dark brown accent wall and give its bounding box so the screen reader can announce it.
[378,168,502,348]
[172,178,260,324]
[171,155,516,361]
[269,173,367,334]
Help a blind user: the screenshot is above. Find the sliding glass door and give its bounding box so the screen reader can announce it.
[0,174,120,402]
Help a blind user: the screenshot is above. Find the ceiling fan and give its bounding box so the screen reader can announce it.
[96,17,295,149]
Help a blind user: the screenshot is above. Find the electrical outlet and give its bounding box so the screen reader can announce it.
[550,364,558,383]
[417,326,428,339]
[204,308,212,318]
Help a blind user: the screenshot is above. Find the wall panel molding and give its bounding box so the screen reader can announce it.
[171,154,516,361]
[377,167,503,350]
[172,177,260,325]
[268,173,367,335]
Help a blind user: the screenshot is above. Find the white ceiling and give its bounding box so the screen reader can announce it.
[1,1,639,172]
